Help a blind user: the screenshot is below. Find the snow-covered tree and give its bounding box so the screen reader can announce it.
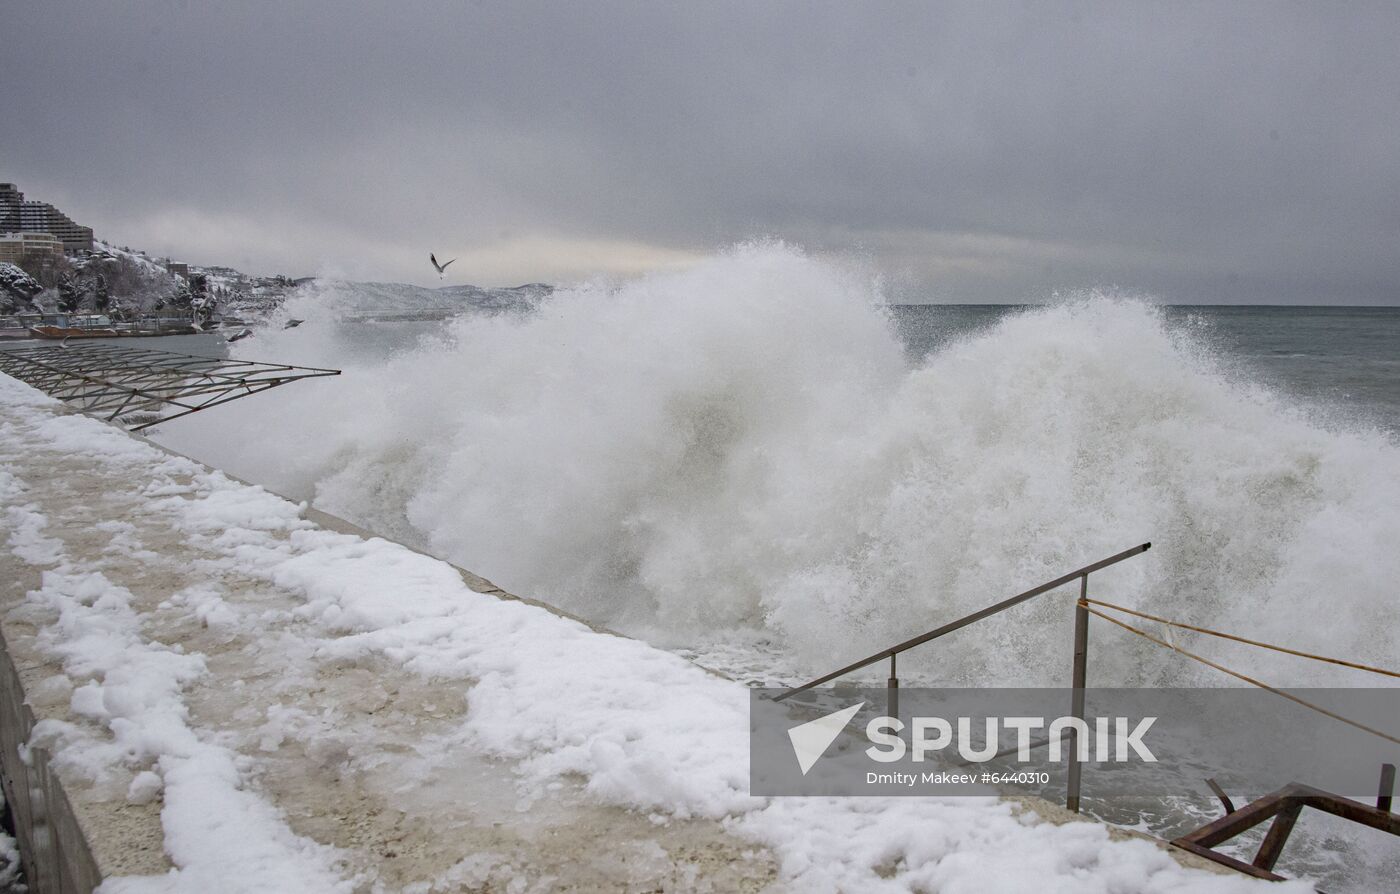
[18,250,71,290]
[187,272,215,325]
[0,263,43,314]
[57,275,83,313]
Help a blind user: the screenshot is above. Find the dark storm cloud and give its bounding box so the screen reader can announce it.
[3,1,1398,301]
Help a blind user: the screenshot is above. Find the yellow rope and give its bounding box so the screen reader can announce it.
[1081,602,1400,747]
[1084,597,1400,680]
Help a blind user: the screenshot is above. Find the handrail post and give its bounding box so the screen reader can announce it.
[887,653,899,726]
[1066,573,1090,813]
[774,544,1149,704]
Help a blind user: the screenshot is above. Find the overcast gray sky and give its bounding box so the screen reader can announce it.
[4,1,1398,302]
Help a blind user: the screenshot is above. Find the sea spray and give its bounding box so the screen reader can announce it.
[159,243,1400,689]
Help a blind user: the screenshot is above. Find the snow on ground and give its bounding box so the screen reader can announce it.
[92,241,173,279]
[0,374,1303,893]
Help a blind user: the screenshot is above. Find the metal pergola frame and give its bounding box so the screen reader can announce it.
[0,344,340,430]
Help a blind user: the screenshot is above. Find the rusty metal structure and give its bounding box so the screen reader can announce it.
[0,343,339,430]
[1174,775,1398,880]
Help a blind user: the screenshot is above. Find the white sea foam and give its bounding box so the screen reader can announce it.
[2,372,1297,892]
[160,243,1400,688]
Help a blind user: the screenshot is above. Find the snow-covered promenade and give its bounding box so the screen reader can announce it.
[0,374,1294,893]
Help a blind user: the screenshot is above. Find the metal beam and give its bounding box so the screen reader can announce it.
[0,344,339,430]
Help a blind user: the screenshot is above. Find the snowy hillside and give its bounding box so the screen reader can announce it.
[3,236,552,323]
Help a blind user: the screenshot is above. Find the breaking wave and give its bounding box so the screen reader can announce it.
[160,243,1400,687]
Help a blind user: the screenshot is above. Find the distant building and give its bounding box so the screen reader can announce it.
[20,201,93,253]
[166,261,190,279]
[0,182,95,253]
[0,184,20,232]
[0,232,64,264]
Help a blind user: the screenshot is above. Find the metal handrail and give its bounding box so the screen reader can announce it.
[775,542,1151,700]
[772,541,1151,813]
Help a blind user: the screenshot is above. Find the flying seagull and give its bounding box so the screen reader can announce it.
[430,253,456,279]
[284,319,304,329]
[227,328,253,342]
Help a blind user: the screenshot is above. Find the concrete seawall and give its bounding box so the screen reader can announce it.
[0,623,105,892]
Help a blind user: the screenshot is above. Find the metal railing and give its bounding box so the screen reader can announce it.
[774,542,1152,811]
[0,344,341,430]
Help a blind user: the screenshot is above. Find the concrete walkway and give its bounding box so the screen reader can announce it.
[0,394,776,892]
